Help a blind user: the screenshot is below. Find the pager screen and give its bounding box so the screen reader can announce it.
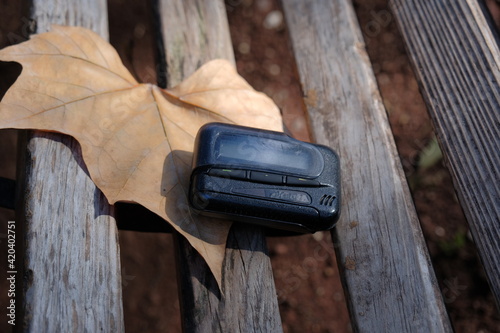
[215,133,324,177]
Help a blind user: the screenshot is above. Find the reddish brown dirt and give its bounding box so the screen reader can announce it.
[1,0,500,332]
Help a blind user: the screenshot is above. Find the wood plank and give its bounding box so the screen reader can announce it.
[155,0,283,331]
[282,1,452,332]
[390,0,500,307]
[17,0,124,331]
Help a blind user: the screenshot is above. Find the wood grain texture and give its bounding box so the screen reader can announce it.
[390,0,500,306]
[282,1,452,332]
[158,0,236,87]
[174,224,282,333]
[156,0,282,332]
[17,1,124,331]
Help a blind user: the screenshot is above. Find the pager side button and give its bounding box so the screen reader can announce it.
[208,168,247,180]
[249,171,284,184]
[286,177,320,186]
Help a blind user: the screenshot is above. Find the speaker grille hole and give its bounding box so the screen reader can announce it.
[320,194,336,206]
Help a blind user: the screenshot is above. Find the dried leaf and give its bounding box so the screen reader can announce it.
[0,25,282,284]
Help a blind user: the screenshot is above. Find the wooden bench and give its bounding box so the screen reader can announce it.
[3,0,499,332]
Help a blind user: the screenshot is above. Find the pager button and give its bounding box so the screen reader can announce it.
[249,171,284,184]
[286,177,320,186]
[208,168,247,180]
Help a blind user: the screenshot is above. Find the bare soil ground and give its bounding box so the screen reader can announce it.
[1,0,500,332]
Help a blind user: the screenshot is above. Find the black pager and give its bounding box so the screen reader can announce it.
[189,123,341,233]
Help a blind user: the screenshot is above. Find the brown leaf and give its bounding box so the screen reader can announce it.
[0,25,282,285]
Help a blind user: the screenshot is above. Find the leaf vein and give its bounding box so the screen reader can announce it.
[14,87,67,104]
[7,53,135,85]
[150,88,205,243]
[57,27,89,61]
[81,28,111,69]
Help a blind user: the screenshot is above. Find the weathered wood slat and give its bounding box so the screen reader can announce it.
[390,0,500,307]
[282,1,452,332]
[156,0,283,331]
[157,0,235,87]
[173,224,282,333]
[17,0,124,331]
